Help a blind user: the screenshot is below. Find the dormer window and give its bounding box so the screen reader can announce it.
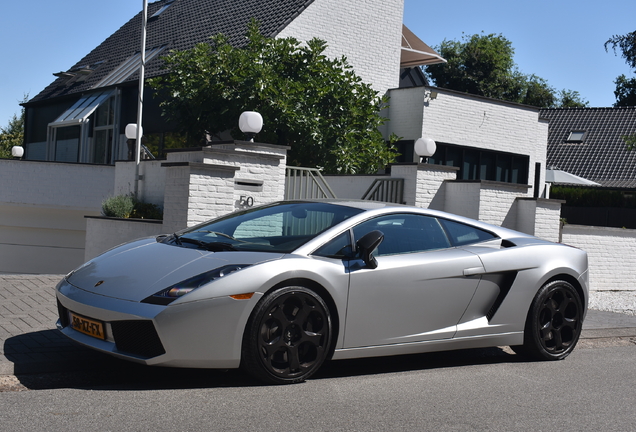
[566,130,586,143]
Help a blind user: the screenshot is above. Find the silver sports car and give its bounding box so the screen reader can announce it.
[56,200,588,384]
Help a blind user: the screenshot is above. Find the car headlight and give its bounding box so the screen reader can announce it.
[142,264,250,305]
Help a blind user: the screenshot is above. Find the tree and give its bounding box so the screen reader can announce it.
[426,33,587,108]
[605,31,636,107]
[150,21,397,174]
[605,31,636,148]
[0,102,25,159]
[556,89,589,108]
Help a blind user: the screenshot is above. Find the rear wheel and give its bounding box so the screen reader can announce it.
[517,280,583,360]
[241,286,332,384]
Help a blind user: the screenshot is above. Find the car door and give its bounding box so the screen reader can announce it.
[342,214,484,348]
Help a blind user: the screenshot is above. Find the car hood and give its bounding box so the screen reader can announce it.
[66,238,285,301]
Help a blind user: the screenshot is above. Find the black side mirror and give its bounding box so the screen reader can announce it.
[356,230,384,269]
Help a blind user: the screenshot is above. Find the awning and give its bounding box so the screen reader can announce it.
[545,168,600,186]
[401,25,446,67]
[48,90,115,127]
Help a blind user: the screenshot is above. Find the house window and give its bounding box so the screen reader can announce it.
[91,98,116,164]
[47,89,119,164]
[53,126,81,162]
[428,143,529,185]
[566,131,586,143]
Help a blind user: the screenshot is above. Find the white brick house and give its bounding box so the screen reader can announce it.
[386,86,549,198]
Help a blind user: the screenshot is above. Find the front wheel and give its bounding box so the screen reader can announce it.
[518,280,583,360]
[241,286,332,384]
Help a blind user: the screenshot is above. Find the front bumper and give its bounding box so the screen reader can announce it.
[55,278,262,369]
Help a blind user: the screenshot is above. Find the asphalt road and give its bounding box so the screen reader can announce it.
[1,341,634,431]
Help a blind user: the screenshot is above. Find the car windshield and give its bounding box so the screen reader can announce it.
[169,202,364,253]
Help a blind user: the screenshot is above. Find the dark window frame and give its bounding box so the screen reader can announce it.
[428,142,529,185]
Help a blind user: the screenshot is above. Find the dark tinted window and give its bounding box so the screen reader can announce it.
[313,231,353,258]
[352,214,451,256]
[438,218,497,246]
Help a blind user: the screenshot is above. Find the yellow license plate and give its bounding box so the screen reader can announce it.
[70,312,106,340]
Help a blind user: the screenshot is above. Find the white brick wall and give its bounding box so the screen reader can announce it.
[444,182,481,220]
[114,160,166,206]
[162,165,192,233]
[414,165,458,209]
[201,148,286,210]
[277,0,404,95]
[516,198,563,242]
[562,225,636,292]
[161,144,287,232]
[387,163,458,208]
[0,159,114,210]
[187,167,236,227]
[533,200,562,241]
[479,183,528,227]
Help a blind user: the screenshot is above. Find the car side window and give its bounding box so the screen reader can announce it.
[352,214,451,256]
[313,231,353,258]
[437,218,497,246]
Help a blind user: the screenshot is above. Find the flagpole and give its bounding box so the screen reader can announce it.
[134,0,148,198]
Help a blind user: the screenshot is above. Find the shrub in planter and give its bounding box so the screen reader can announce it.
[102,195,163,220]
[102,195,135,218]
[131,201,163,220]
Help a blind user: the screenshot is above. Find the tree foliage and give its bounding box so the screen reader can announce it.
[150,21,397,174]
[613,75,636,107]
[605,31,636,69]
[426,33,587,108]
[605,30,636,107]
[0,102,25,159]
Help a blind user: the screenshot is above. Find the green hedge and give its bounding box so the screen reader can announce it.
[551,186,636,208]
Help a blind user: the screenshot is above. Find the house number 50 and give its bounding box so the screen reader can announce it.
[239,196,254,207]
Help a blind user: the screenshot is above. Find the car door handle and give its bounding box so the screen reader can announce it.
[463,266,485,276]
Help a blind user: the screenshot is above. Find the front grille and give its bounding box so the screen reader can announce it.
[111,320,166,358]
[57,299,70,327]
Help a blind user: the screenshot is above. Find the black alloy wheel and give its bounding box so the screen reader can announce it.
[242,286,332,384]
[521,280,583,360]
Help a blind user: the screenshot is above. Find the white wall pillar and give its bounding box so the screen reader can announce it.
[389,163,458,209]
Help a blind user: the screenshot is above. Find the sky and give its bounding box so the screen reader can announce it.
[1,0,635,126]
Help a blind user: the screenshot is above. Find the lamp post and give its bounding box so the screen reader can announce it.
[414,137,436,163]
[134,0,148,198]
[238,111,263,141]
[11,146,24,160]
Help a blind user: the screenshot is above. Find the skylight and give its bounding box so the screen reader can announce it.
[566,131,586,142]
[94,46,166,88]
[149,0,174,20]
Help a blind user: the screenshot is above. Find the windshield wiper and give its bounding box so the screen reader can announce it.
[174,235,237,251]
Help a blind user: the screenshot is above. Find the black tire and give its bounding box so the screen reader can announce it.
[241,286,332,384]
[519,280,583,361]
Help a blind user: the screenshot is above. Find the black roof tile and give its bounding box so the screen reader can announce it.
[541,107,636,188]
[29,0,316,103]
